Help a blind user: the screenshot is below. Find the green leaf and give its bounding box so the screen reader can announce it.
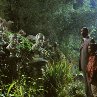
[7,81,16,96]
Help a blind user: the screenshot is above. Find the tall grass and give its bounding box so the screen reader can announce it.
[0,59,85,97]
[1,75,44,97]
[43,60,73,97]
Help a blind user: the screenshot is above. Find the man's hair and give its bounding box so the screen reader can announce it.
[81,27,88,38]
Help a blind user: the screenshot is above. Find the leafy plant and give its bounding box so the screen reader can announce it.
[43,60,73,97]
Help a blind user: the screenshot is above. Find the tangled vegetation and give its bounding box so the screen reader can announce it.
[1,0,97,97]
[0,18,85,96]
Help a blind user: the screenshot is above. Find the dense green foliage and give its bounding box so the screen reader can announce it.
[0,30,85,96]
[1,0,97,62]
[0,0,97,97]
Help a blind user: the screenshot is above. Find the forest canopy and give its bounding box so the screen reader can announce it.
[0,0,97,63]
[0,0,97,97]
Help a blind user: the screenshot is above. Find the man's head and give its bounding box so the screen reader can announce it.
[81,27,88,38]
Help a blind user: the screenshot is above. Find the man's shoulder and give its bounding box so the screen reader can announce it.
[85,37,94,42]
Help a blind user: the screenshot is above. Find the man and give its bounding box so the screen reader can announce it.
[79,27,93,97]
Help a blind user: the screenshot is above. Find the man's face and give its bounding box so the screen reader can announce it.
[80,29,88,38]
[80,27,88,38]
